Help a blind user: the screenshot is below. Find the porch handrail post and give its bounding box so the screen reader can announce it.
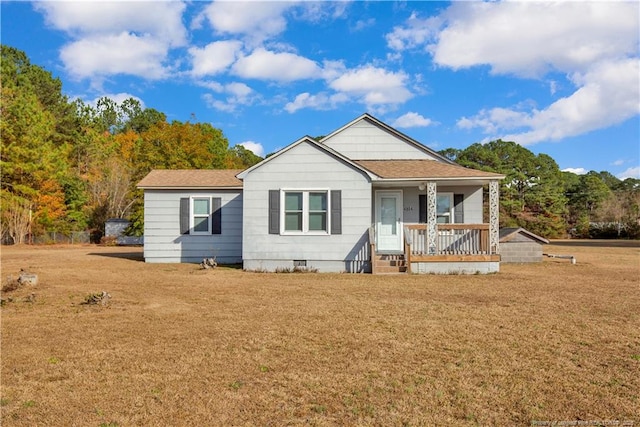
[403,226,412,274]
[369,224,376,274]
[426,181,437,255]
[489,180,500,255]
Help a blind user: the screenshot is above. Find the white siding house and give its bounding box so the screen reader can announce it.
[238,138,374,272]
[138,114,505,274]
[138,170,244,263]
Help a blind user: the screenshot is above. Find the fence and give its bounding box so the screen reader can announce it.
[33,231,92,244]
[1,231,93,245]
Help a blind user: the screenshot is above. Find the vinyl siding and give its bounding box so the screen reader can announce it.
[322,119,438,160]
[143,189,243,263]
[242,141,372,272]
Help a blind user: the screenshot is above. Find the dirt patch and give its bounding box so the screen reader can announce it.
[1,242,639,426]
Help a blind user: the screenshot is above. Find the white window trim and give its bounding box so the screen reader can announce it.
[437,192,454,224]
[190,196,212,235]
[280,189,331,235]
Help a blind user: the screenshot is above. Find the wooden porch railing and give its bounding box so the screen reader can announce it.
[404,224,496,260]
[370,223,498,273]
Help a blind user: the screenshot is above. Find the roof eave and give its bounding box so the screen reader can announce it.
[138,185,243,190]
[499,228,549,244]
[371,175,505,182]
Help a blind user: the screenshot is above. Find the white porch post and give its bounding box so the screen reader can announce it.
[426,181,437,255]
[489,180,500,254]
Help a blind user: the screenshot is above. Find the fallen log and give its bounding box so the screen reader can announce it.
[543,253,576,264]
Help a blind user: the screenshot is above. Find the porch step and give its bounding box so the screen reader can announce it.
[373,254,408,274]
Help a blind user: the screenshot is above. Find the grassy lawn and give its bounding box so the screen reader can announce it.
[1,241,638,426]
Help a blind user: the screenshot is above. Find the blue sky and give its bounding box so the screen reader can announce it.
[2,1,639,179]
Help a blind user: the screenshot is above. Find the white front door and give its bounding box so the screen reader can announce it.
[375,190,403,252]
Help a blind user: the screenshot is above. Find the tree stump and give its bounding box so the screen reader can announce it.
[18,271,38,287]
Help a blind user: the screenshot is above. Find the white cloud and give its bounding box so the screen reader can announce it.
[390,2,639,146]
[392,112,434,128]
[35,1,187,45]
[199,1,292,46]
[562,168,588,175]
[35,1,187,81]
[226,82,253,98]
[386,12,441,52]
[428,2,638,77]
[294,2,349,22]
[86,93,144,109]
[320,60,348,81]
[617,166,640,180]
[202,82,257,112]
[232,48,322,82]
[238,141,265,157]
[612,159,625,167]
[457,107,530,135]
[197,81,224,92]
[352,18,376,32]
[284,92,349,113]
[60,33,170,79]
[202,94,233,113]
[329,65,412,110]
[189,41,243,77]
[498,59,639,145]
[282,62,415,113]
[198,2,347,46]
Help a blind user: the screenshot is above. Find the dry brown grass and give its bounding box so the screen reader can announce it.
[1,241,639,426]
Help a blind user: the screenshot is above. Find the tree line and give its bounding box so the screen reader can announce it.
[440,143,639,239]
[1,45,261,244]
[1,45,638,243]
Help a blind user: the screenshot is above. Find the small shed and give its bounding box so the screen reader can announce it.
[499,227,549,263]
[105,218,130,237]
[104,219,143,245]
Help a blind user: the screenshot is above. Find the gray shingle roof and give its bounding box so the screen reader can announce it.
[137,169,243,189]
[354,159,504,179]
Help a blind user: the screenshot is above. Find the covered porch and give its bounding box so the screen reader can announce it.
[368,179,502,274]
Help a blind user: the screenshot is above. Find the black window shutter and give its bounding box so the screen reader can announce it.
[419,194,427,223]
[212,197,222,234]
[268,190,280,234]
[330,190,342,235]
[180,198,190,234]
[454,194,464,223]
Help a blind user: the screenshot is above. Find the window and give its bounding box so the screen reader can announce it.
[436,193,453,224]
[192,198,211,233]
[179,197,222,235]
[284,192,303,231]
[308,192,327,231]
[419,193,463,224]
[283,191,328,233]
[269,190,341,235]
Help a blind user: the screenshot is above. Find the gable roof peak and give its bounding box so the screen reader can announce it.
[320,113,456,165]
[236,134,374,180]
